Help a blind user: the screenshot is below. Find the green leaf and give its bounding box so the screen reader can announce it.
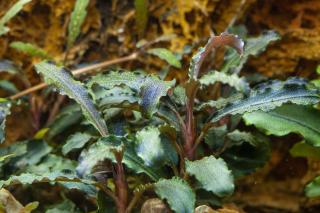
[10,42,51,59]
[35,62,108,136]
[0,100,11,144]
[290,141,320,160]
[134,0,148,36]
[210,78,320,122]
[135,126,177,167]
[199,70,249,93]
[76,136,161,181]
[0,171,86,188]
[305,176,320,198]
[62,132,93,155]
[91,85,139,110]
[196,94,243,111]
[26,154,76,174]
[67,0,90,48]
[87,71,175,116]
[46,199,80,213]
[154,177,195,213]
[0,60,20,74]
[189,33,244,79]
[0,0,32,36]
[222,31,280,73]
[147,48,181,68]
[47,104,82,140]
[316,65,320,75]
[186,156,234,197]
[221,135,270,177]
[243,104,320,146]
[0,80,19,94]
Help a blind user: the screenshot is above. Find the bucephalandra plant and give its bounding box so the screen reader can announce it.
[1,26,320,213]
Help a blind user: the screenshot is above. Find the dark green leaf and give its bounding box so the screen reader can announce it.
[87,71,175,116]
[186,156,234,197]
[76,136,161,181]
[243,104,320,146]
[210,78,320,122]
[199,70,249,93]
[62,132,93,155]
[47,104,82,140]
[154,177,195,213]
[35,62,108,136]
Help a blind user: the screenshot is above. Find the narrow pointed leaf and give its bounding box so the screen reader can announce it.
[147,48,181,68]
[154,177,195,213]
[210,78,320,122]
[10,42,51,59]
[35,62,108,136]
[0,0,32,36]
[186,156,234,197]
[67,0,90,48]
[134,0,148,36]
[243,104,320,146]
[305,176,320,198]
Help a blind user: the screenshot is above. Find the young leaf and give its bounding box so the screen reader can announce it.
[67,0,90,48]
[189,33,244,79]
[147,48,181,68]
[87,71,175,116]
[76,136,161,181]
[10,42,51,59]
[46,199,79,213]
[62,132,93,155]
[209,78,320,122]
[243,104,320,146]
[186,156,234,197]
[35,62,108,136]
[0,100,11,144]
[0,0,32,36]
[154,177,195,213]
[305,176,320,198]
[199,70,249,92]
[222,31,280,73]
[134,0,148,36]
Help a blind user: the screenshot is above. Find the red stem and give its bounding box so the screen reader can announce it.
[113,153,128,213]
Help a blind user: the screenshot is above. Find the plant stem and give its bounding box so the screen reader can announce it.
[113,152,128,213]
[9,52,139,100]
